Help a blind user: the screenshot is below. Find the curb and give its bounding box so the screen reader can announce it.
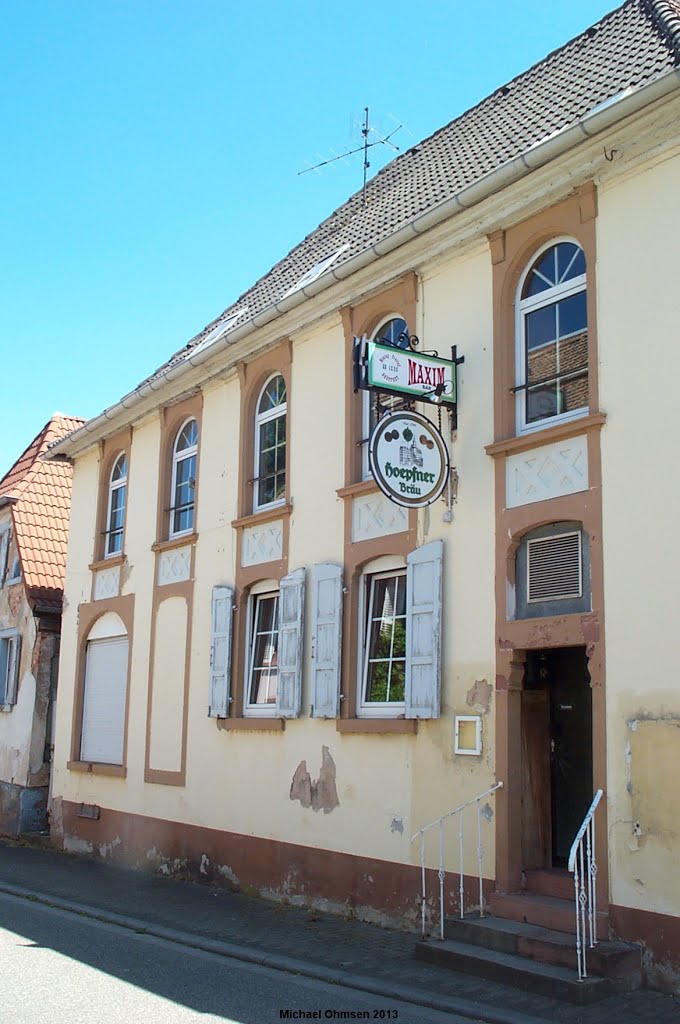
[0,881,551,1024]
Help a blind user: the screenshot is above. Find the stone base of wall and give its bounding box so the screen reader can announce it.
[0,783,48,835]
[53,799,680,991]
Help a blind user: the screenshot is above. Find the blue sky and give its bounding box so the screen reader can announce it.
[1,0,613,470]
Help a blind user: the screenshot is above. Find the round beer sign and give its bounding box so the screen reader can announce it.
[368,411,450,508]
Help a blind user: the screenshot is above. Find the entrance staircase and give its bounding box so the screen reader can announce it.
[416,868,641,1005]
[412,788,641,1005]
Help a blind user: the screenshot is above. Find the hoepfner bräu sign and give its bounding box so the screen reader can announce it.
[369,411,450,508]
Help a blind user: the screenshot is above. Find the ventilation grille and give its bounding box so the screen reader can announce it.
[527,532,582,603]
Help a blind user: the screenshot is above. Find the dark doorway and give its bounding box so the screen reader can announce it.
[522,647,592,869]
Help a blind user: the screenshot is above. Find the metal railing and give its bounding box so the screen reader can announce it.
[411,782,503,940]
[568,788,603,981]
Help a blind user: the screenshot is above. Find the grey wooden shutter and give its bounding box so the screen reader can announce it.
[311,563,342,718]
[405,540,443,719]
[0,531,8,587]
[208,586,234,717]
[276,567,305,719]
[5,635,21,705]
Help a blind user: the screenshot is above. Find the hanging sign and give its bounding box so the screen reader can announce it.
[369,411,450,508]
[365,341,456,405]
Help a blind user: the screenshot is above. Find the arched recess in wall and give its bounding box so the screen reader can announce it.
[80,612,129,765]
[512,521,591,620]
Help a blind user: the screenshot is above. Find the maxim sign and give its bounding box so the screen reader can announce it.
[365,340,456,405]
[369,411,450,508]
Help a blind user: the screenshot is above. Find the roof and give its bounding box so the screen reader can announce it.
[145,0,680,379]
[0,415,85,612]
[50,0,680,453]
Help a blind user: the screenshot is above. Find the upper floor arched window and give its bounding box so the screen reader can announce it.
[170,418,198,537]
[362,316,411,479]
[516,240,588,432]
[105,453,127,557]
[254,374,287,511]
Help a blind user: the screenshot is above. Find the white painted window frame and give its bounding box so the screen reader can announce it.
[515,237,588,436]
[105,452,128,558]
[253,374,287,513]
[244,580,280,717]
[358,557,407,718]
[454,715,482,755]
[169,418,198,539]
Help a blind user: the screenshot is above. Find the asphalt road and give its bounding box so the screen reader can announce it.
[0,892,478,1024]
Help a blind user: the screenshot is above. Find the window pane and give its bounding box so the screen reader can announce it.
[526,304,556,350]
[526,384,560,423]
[112,455,127,482]
[527,341,556,386]
[176,420,198,452]
[392,617,406,660]
[259,375,286,413]
[389,661,406,703]
[365,661,389,702]
[374,317,410,349]
[523,248,557,297]
[557,291,587,337]
[249,595,279,705]
[557,242,585,282]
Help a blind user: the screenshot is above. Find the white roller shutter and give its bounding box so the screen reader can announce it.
[405,540,443,719]
[276,568,305,719]
[311,563,342,718]
[80,636,128,764]
[208,586,234,717]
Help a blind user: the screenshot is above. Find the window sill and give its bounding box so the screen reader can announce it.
[336,718,418,735]
[217,717,285,732]
[89,554,126,572]
[232,504,292,531]
[336,480,379,500]
[0,704,15,714]
[152,532,198,553]
[67,760,127,777]
[485,411,606,459]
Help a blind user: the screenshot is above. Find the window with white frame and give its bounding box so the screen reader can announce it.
[242,569,305,719]
[361,316,411,480]
[80,613,128,764]
[0,527,9,587]
[516,240,588,433]
[170,419,198,537]
[358,542,443,719]
[361,569,407,707]
[0,630,21,707]
[105,453,127,557]
[246,587,280,713]
[254,375,286,511]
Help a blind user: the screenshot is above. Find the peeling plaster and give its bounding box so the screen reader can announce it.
[466,678,492,713]
[390,817,404,834]
[64,835,93,855]
[290,746,340,814]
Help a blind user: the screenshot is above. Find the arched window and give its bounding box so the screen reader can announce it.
[362,316,411,479]
[254,375,287,511]
[80,613,129,765]
[516,240,588,432]
[170,419,198,537]
[105,453,127,557]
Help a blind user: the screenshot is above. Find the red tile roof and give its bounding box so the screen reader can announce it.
[0,415,84,612]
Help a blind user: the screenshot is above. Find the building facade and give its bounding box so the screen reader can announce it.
[48,0,680,990]
[0,415,83,834]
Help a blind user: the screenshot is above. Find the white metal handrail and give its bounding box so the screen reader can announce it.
[411,781,503,940]
[568,788,603,981]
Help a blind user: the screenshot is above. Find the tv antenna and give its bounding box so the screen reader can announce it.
[298,107,402,205]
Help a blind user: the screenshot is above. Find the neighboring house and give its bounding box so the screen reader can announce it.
[0,415,83,835]
[47,0,680,992]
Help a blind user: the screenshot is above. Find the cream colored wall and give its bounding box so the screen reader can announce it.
[598,146,680,920]
[52,247,497,880]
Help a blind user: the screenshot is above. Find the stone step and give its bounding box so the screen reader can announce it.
[489,890,576,933]
[443,914,641,983]
[415,936,615,1005]
[523,868,575,901]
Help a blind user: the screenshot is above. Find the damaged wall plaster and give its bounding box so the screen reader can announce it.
[466,678,492,713]
[290,745,340,814]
